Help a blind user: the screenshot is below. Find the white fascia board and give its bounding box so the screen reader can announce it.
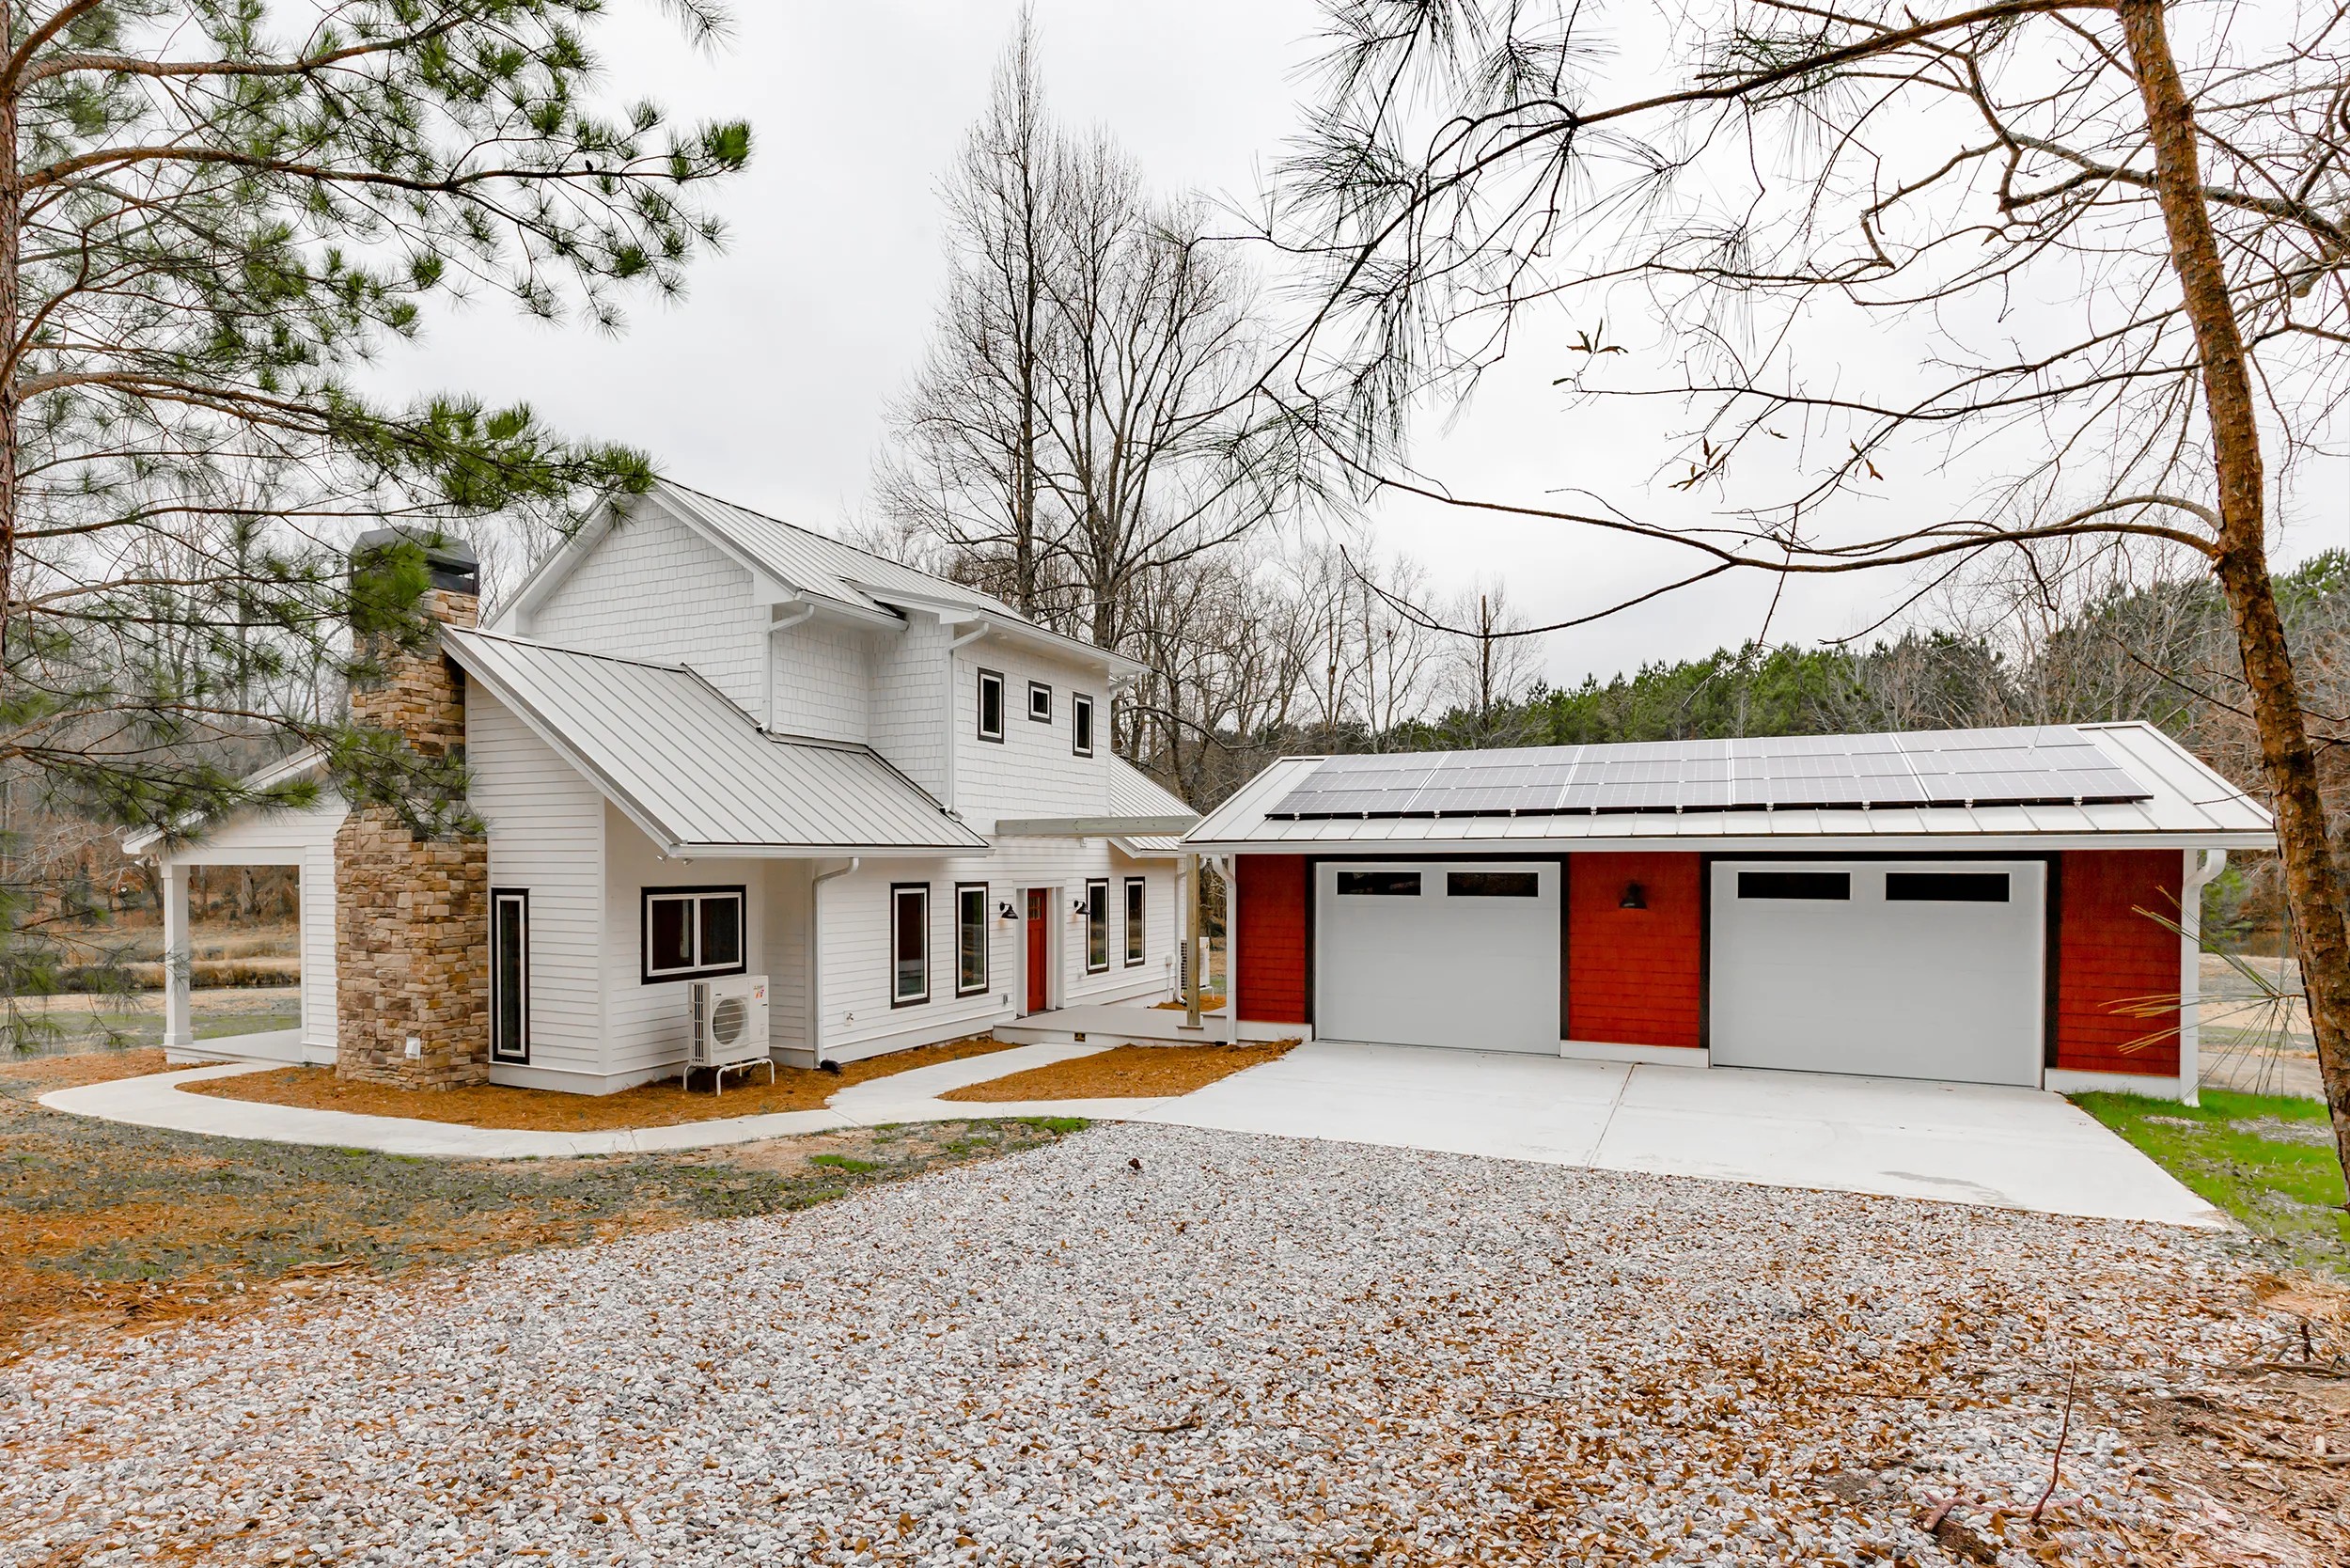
[1183,829,2277,855]
[859,584,1146,680]
[665,840,993,859]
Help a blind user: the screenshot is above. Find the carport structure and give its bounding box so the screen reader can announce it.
[1183,722,2273,1102]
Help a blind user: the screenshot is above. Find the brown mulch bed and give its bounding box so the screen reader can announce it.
[0,1046,171,1091]
[180,1036,1017,1130]
[940,1041,1294,1102]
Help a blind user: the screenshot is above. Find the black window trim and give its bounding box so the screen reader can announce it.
[1084,876,1111,974]
[1073,692,1095,757]
[491,886,529,1064]
[890,881,932,1007]
[954,881,991,996]
[977,667,1006,743]
[1027,680,1053,723]
[640,884,748,984]
[1122,875,1145,966]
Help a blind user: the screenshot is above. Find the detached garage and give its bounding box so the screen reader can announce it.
[1185,723,2272,1101]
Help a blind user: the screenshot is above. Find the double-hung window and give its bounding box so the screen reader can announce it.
[977,669,1006,742]
[891,883,931,1006]
[1122,877,1145,966]
[642,886,745,983]
[1084,878,1110,974]
[1073,694,1095,757]
[955,883,989,996]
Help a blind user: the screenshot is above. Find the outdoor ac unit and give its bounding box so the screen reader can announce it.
[687,974,773,1093]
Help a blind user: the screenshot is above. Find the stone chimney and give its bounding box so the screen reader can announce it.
[334,529,491,1089]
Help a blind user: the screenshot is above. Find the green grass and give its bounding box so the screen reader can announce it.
[2073,1089,2348,1272]
[807,1152,879,1173]
[1014,1115,1090,1135]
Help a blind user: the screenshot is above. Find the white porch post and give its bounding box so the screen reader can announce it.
[2179,848,2227,1108]
[1182,853,1202,1030]
[158,860,193,1053]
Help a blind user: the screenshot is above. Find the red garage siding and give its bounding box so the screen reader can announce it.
[1568,852,1703,1049]
[2056,849,2182,1076]
[1236,854,1308,1026]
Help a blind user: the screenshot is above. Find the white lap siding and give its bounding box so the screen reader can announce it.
[603,803,769,1084]
[763,860,811,1056]
[468,691,606,1088]
[950,644,1111,834]
[814,842,1179,1063]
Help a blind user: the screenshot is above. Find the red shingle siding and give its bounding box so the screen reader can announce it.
[1236,854,1309,1025]
[2056,849,2182,1076]
[1568,852,1703,1049]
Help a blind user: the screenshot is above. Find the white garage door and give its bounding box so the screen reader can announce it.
[1315,860,1559,1053]
[1709,859,2045,1086]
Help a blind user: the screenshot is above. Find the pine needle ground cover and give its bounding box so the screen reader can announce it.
[0,1049,1079,1356]
[2074,1090,2350,1273]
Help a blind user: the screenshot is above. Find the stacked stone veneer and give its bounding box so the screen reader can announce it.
[335,587,490,1088]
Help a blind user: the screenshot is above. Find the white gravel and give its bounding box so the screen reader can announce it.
[0,1124,2269,1566]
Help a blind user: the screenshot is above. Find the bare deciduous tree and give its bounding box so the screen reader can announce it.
[1270,0,2350,1187]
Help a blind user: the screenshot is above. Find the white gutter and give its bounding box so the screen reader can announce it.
[808,856,860,1067]
[2178,847,2228,1107]
[762,602,816,731]
[941,619,989,813]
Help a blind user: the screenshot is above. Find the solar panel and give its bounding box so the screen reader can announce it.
[1261,726,2153,819]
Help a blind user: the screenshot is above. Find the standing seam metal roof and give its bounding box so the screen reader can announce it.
[1183,722,2273,852]
[446,629,988,855]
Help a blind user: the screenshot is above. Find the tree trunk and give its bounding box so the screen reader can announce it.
[2121,0,2350,1190]
[0,15,19,662]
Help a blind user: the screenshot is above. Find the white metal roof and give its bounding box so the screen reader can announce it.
[1183,722,2274,855]
[446,629,989,858]
[1107,760,1196,854]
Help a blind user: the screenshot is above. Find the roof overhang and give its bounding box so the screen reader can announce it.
[995,814,1199,838]
[1186,831,2271,855]
[870,586,1149,682]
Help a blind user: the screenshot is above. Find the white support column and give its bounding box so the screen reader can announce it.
[2180,847,2227,1108]
[1181,852,1203,1030]
[1214,854,1238,1043]
[158,860,193,1053]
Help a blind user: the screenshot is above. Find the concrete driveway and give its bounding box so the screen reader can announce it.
[1136,1042,2228,1228]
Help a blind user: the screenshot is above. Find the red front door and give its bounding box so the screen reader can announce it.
[1025,888,1049,1012]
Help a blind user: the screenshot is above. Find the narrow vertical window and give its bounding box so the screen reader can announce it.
[955,883,989,996]
[491,889,528,1063]
[891,883,931,1005]
[1123,876,1144,965]
[977,669,1005,742]
[1085,878,1110,974]
[1073,693,1095,757]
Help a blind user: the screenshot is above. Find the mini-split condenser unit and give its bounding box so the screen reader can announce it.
[686,974,773,1093]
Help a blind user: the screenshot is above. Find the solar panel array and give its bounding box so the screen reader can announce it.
[1262,728,2152,820]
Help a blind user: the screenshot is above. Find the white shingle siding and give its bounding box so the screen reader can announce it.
[524,499,766,715]
[867,616,949,797]
[812,846,1177,1062]
[952,642,1114,831]
[769,619,870,744]
[469,690,605,1081]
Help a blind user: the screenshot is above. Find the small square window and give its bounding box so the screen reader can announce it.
[977,669,1005,742]
[1028,682,1052,722]
[1073,693,1095,757]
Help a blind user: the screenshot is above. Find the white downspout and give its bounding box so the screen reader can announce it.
[763,603,816,732]
[941,620,989,813]
[808,856,860,1067]
[2180,847,2227,1107]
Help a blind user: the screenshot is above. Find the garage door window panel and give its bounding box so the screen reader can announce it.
[1886,871,2011,902]
[1448,870,1539,898]
[1737,870,1850,901]
[1336,870,1420,896]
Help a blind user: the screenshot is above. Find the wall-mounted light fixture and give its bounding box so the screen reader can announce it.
[997,902,1018,921]
[1071,898,1089,916]
[1619,881,1647,909]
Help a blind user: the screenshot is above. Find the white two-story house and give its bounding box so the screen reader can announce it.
[137,481,1195,1094]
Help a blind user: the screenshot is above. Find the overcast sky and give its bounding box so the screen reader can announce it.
[373,1,2347,690]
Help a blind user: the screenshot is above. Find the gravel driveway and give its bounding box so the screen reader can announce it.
[0,1125,2276,1566]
